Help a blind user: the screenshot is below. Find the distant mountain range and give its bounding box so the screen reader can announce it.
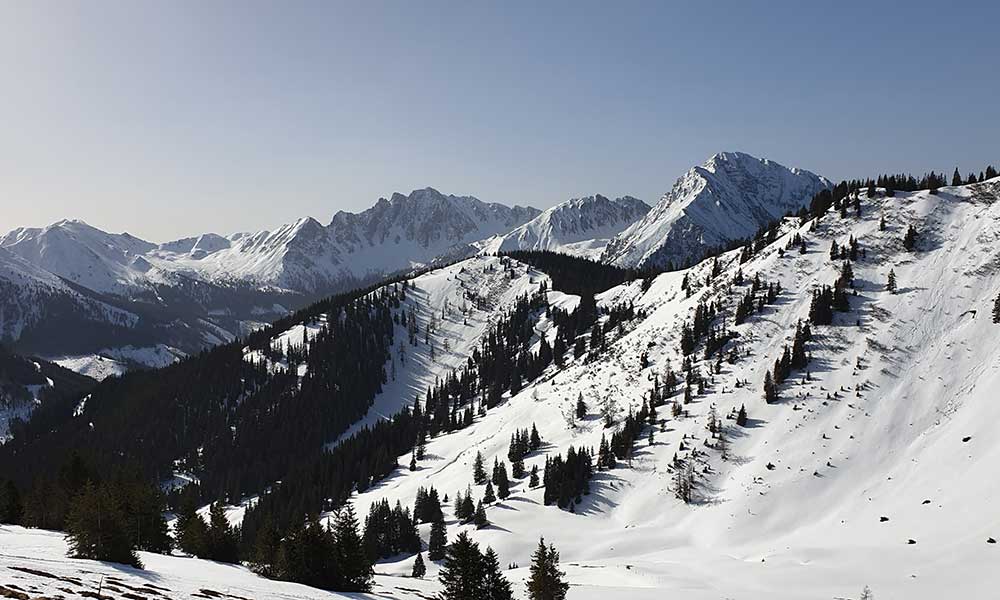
[1,152,830,376]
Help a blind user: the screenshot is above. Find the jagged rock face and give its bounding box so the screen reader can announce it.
[481,194,651,259]
[603,152,831,269]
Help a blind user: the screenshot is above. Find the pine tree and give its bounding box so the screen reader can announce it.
[886,269,897,294]
[526,537,569,600]
[736,404,748,427]
[0,479,23,524]
[473,451,488,485]
[530,424,542,450]
[482,547,514,600]
[206,501,239,563]
[575,393,587,419]
[438,532,486,600]
[428,516,448,560]
[333,503,373,592]
[412,551,427,578]
[903,224,918,251]
[495,462,510,500]
[176,499,209,558]
[763,370,777,403]
[250,515,281,577]
[529,465,540,488]
[473,500,489,528]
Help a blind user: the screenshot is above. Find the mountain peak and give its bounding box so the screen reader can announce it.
[603,152,830,269]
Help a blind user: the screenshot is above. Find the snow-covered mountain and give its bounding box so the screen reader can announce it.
[0,188,539,366]
[478,195,650,258]
[603,151,831,269]
[149,187,540,292]
[5,177,1000,598]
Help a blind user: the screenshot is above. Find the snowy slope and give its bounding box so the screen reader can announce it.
[603,152,831,269]
[0,525,439,600]
[479,195,650,259]
[338,177,1000,598]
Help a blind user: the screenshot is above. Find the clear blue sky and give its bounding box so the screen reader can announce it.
[2,0,997,241]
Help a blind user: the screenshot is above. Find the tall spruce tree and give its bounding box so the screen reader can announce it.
[412,551,427,578]
[332,504,373,592]
[206,501,240,563]
[482,546,514,600]
[428,517,448,560]
[438,532,486,600]
[526,537,569,600]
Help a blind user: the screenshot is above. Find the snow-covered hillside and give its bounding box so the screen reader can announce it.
[336,177,1000,598]
[479,195,650,259]
[603,151,831,269]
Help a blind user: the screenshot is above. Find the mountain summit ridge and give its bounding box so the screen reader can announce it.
[603,151,831,269]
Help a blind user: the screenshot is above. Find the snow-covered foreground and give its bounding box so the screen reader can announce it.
[0,525,439,599]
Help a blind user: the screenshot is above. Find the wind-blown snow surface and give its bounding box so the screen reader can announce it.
[5,179,1000,599]
[603,151,831,269]
[479,195,650,259]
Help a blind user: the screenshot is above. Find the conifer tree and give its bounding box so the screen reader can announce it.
[484,481,496,504]
[530,424,542,450]
[438,532,486,600]
[763,370,777,403]
[526,537,569,600]
[887,269,897,294]
[206,501,240,563]
[903,225,918,251]
[332,503,373,592]
[0,479,22,524]
[428,516,448,560]
[473,500,489,528]
[529,465,540,488]
[412,551,427,578]
[176,500,210,558]
[495,462,510,500]
[483,546,514,600]
[575,393,587,419]
[736,404,748,427]
[473,451,488,485]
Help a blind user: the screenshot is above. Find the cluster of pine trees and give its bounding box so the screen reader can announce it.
[762,321,812,403]
[248,505,372,592]
[0,452,171,569]
[362,498,421,560]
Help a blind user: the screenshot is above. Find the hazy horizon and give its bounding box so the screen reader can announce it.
[2,0,998,241]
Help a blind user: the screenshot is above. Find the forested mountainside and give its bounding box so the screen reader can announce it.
[0,346,95,443]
